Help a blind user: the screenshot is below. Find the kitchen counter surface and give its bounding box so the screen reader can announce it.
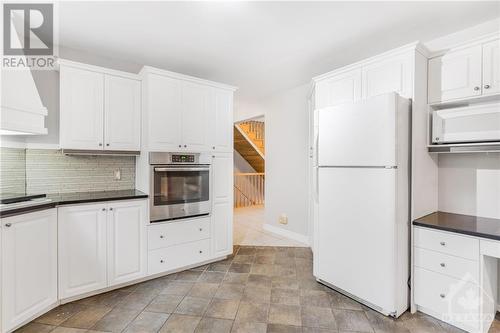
[413,211,500,241]
[1,189,148,218]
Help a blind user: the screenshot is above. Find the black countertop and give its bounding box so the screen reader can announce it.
[1,189,148,218]
[413,211,500,241]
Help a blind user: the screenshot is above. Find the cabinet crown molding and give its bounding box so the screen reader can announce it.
[312,41,428,83]
[140,65,238,91]
[427,31,500,59]
[57,59,141,81]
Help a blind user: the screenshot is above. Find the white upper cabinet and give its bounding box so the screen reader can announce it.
[362,54,413,99]
[483,39,500,96]
[58,203,108,299]
[146,74,182,151]
[428,45,483,103]
[210,89,234,152]
[59,60,141,151]
[104,75,141,151]
[181,81,211,151]
[141,66,236,152]
[315,68,362,109]
[60,65,105,150]
[107,200,147,287]
[1,209,58,333]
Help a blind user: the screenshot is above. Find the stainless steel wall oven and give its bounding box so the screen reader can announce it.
[149,152,211,222]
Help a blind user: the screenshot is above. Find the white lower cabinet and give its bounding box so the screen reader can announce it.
[58,199,147,299]
[1,209,58,333]
[211,153,233,257]
[148,239,211,275]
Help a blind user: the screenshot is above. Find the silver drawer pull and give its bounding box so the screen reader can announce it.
[199,228,203,232]
[440,263,446,267]
[5,223,12,227]
[440,241,446,246]
[160,259,164,263]
[440,293,445,299]
[199,250,203,254]
[160,235,165,239]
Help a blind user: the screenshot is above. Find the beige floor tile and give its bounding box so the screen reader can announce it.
[145,294,184,314]
[301,306,337,329]
[230,321,267,333]
[194,317,233,333]
[332,309,373,333]
[235,302,269,323]
[59,306,112,329]
[14,323,56,333]
[175,297,211,316]
[122,311,169,333]
[268,304,301,326]
[160,314,201,333]
[188,283,220,298]
[35,303,85,326]
[205,299,240,320]
[91,307,141,332]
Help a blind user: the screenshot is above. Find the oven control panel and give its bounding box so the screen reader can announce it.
[171,154,195,163]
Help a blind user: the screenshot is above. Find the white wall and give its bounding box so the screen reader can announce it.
[262,83,310,237]
[234,150,256,173]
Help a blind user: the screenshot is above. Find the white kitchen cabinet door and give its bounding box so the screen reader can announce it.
[209,89,233,152]
[362,54,413,99]
[482,39,500,96]
[147,74,182,150]
[211,154,233,257]
[60,66,105,150]
[428,45,482,103]
[104,75,141,151]
[107,200,147,287]
[1,209,57,333]
[181,81,211,151]
[58,204,107,299]
[315,69,362,109]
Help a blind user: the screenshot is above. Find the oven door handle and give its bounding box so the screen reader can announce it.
[154,167,210,172]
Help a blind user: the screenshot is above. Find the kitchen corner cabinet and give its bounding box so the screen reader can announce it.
[1,209,58,333]
[428,38,500,103]
[141,67,236,152]
[211,153,233,256]
[58,199,147,299]
[59,61,141,151]
[315,68,362,109]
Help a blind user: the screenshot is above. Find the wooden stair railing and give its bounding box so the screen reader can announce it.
[234,173,265,208]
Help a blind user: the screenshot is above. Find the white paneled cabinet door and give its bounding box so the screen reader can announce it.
[483,39,500,96]
[1,209,58,333]
[428,45,482,103]
[60,66,104,149]
[362,54,413,99]
[210,89,233,152]
[104,75,141,151]
[315,69,362,109]
[212,154,233,256]
[107,200,147,287]
[182,81,211,151]
[58,204,107,299]
[147,74,182,150]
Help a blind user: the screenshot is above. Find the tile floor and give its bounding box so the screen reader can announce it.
[15,246,499,333]
[233,206,307,247]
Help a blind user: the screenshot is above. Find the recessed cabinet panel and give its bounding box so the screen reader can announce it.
[483,39,500,96]
[181,81,211,151]
[315,69,362,109]
[210,89,233,152]
[105,75,141,150]
[60,66,104,149]
[107,200,147,287]
[147,74,182,150]
[428,45,482,103]
[212,201,232,256]
[1,209,57,333]
[58,204,108,299]
[362,55,412,99]
[212,154,233,201]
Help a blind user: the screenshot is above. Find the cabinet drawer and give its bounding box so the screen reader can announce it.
[414,227,478,261]
[414,267,479,332]
[414,247,479,283]
[148,217,210,250]
[148,239,210,275]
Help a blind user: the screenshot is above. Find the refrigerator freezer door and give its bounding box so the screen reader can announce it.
[316,167,398,313]
[318,94,397,167]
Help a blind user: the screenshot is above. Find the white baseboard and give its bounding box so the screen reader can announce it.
[262,223,309,246]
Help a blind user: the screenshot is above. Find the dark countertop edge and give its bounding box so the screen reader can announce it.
[1,193,148,218]
[412,221,500,241]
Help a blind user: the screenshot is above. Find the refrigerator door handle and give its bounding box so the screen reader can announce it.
[314,167,319,204]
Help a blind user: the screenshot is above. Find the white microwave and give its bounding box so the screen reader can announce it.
[432,103,500,144]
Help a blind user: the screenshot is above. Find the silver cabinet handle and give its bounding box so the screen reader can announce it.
[184,145,187,148]
[109,207,113,211]
[474,86,480,91]
[160,235,164,239]
[5,223,12,227]
[440,241,446,246]
[485,84,491,89]
[199,250,203,254]
[106,143,110,147]
[440,293,445,299]
[440,263,446,267]
[178,145,182,148]
[160,259,164,263]
[212,146,215,150]
[99,143,103,146]
[199,228,203,232]
[102,208,106,211]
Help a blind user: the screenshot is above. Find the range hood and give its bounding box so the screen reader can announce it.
[0,17,48,135]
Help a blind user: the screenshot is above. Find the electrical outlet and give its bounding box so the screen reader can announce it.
[113,169,121,180]
[279,214,288,225]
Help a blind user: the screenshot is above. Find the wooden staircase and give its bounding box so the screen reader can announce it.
[234,121,265,173]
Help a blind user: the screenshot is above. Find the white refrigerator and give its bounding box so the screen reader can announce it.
[314,92,410,318]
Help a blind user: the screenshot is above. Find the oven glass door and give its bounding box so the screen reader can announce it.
[153,166,209,206]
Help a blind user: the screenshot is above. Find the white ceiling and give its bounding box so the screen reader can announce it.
[58,2,500,106]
